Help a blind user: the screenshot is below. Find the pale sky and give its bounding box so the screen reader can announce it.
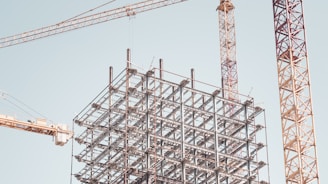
[0,0,327,183]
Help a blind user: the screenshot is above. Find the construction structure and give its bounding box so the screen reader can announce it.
[0,0,322,183]
[272,0,320,183]
[73,50,269,183]
[0,114,72,146]
[217,0,238,103]
[0,0,189,48]
[0,91,73,146]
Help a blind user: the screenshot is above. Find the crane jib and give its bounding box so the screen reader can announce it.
[0,0,188,48]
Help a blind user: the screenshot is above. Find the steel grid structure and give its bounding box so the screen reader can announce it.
[272,0,319,183]
[73,53,269,184]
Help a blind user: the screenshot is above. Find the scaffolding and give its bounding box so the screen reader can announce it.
[73,50,270,184]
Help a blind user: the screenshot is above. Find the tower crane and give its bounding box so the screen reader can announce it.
[0,114,73,146]
[272,0,320,183]
[217,0,238,102]
[216,1,243,183]
[0,0,188,48]
[0,92,73,146]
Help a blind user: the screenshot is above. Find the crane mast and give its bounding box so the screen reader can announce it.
[217,0,238,102]
[272,0,320,183]
[217,1,245,183]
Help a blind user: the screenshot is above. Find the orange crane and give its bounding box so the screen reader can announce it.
[217,0,238,102]
[0,92,73,146]
[0,0,188,48]
[0,114,73,146]
[272,0,320,183]
[217,1,243,183]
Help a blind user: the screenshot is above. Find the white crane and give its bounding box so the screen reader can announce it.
[0,114,72,146]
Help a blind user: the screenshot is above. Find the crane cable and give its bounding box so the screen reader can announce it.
[60,0,117,24]
[0,91,48,121]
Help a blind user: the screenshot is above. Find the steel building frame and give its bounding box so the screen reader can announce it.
[73,51,269,184]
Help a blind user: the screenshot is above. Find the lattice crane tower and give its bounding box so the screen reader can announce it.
[272,0,320,183]
[217,0,238,102]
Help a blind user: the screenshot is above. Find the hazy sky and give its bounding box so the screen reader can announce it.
[0,0,327,183]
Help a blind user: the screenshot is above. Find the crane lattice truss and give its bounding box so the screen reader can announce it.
[273,0,319,183]
[0,0,187,48]
[73,56,269,183]
[0,115,72,146]
[217,0,238,102]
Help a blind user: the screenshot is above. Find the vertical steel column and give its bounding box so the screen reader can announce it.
[212,90,220,184]
[145,69,151,184]
[124,49,131,184]
[244,103,251,183]
[151,69,157,183]
[172,86,177,179]
[201,95,206,182]
[108,66,113,182]
[159,59,164,178]
[90,130,94,180]
[179,80,187,183]
[223,104,228,184]
[191,69,198,184]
